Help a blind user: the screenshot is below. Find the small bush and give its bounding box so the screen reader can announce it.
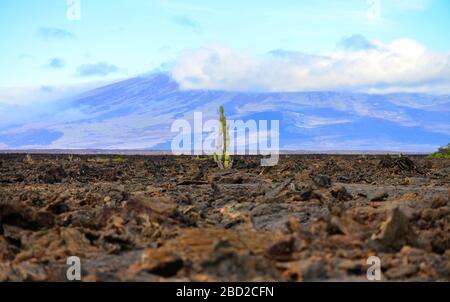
[428,144,450,159]
[112,156,128,163]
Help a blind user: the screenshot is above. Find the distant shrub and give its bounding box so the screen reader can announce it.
[112,156,128,163]
[428,144,450,159]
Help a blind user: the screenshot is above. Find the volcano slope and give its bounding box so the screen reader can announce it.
[0,154,449,281]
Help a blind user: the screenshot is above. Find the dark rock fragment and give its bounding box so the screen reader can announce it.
[370,192,389,202]
[265,237,295,261]
[330,185,353,201]
[311,174,332,188]
[39,165,67,184]
[298,258,328,281]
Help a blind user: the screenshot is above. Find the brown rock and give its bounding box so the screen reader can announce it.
[370,192,389,202]
[39,165,67,184]
[292,183,314,201]
[330,185,353,201]
[0,263,10,281]
[264,178,293,201]
[369,207,426,252]
[286,217,301,233]
[14,227,99,263]
[282,265,302,282]
[128,196,176,216]
[431,196,448,208]
[337,259,363,273]
[298,257,327,281]
[310,174,332,188]
[128,249,184,278]
[265,237,296,261]
[4,262,49,282]
[0,201,55,231]
[327,216,347,235]
[385,264,419,280]
[0,236,10,261]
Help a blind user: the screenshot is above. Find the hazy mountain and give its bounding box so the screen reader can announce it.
[0,72,449,152]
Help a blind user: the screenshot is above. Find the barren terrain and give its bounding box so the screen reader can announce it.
[0,154,449,281]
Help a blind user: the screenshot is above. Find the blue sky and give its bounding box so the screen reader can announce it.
[0,1,449,151]
[1,0,450,100]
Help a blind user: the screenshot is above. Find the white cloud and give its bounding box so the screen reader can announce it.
[393,0,431,11]
[171,39,450,94]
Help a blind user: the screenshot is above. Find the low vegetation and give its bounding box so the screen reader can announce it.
[112,156,128,163]
[428,144,450,159]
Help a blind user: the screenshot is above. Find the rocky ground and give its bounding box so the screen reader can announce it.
[0,154,449,282]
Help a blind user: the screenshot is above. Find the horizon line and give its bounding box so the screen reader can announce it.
[0,149,430,156]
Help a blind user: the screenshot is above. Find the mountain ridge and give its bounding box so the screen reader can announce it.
[0,72,449,152]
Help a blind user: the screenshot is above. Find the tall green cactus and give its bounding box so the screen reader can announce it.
[214,106,233,169]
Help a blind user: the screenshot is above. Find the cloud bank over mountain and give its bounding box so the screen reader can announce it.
[171,38,450,94]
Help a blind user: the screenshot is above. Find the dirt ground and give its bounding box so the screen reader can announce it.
[0,154,449,281]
